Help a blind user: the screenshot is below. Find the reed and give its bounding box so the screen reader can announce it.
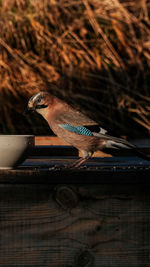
[0,0,149,137]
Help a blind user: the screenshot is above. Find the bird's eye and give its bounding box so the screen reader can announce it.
[37,98,42,103]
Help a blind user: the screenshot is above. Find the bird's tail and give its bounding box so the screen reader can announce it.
[104,137,150,162]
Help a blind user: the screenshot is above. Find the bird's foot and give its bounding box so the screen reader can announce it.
[65,157,89,169]
[49,158,89,170]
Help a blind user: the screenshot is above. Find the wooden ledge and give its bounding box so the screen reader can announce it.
[34,136,150,157]
[0,156,150,184]
[0,137,149,184]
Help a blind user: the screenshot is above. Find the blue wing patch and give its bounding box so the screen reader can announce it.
[60,123,93,136]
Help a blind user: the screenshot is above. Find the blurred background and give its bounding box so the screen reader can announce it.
[0,0,150,139]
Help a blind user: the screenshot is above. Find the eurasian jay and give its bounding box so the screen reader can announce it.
[26,91,150,167]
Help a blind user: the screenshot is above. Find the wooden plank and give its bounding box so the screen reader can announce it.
[0,184,150,266]
[0,156,149,184]
[35,137,150,148]
[35,137,150,157]
[35,136,68,146]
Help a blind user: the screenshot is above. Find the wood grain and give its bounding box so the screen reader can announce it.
[0,145,150,266]
[0,184,150,266]
[0,156,149,184]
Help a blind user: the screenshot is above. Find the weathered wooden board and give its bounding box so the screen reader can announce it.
[0,149,150,267]
[0,183,150,266]
[0,156,149,184]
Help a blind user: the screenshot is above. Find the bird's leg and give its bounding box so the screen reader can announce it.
[66,151,92,168]
[68,157,89,168]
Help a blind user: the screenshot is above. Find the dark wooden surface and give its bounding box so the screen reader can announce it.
[0,156,150,185]
[0,151,150,266]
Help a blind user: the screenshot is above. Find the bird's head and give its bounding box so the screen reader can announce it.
[25,91,53,116]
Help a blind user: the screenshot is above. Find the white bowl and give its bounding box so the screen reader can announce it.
[0,135,34,169]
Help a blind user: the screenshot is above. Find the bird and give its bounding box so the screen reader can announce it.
[25,91,150,168]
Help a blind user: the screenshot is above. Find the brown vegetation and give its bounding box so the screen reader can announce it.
[0,0,150,137]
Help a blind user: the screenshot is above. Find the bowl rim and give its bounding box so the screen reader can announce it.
[0,135,35,137]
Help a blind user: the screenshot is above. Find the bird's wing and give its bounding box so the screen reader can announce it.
[58,105,98,126]
[59,124,94,136]
[90,126,136,149]
[59,123,135,150]
[58,104,136,150]
[59,120,150,161]
[59,123,108,137]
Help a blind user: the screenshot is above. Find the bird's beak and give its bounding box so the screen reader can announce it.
[24,107,35,115]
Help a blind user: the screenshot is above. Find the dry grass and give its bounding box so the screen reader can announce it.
[0,0,150,137]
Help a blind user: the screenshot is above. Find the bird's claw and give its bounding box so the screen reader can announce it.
[63,157,89,169]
